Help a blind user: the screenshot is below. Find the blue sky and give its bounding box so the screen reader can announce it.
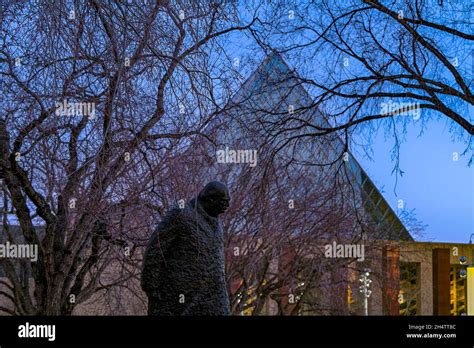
[226,45,474,243]
[222,36,473,243]
[229,47,474,243]
[354,119,473,243]
[225,1,473,244]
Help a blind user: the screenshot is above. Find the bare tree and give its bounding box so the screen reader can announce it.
[248,0,472,168]
[0,0,257,315]
[170,50,423,315]
[0,0,437,317]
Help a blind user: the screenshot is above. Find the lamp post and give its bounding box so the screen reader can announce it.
[359,269,372,316]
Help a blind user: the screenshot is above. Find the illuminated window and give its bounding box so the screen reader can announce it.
[450,266,467,316]
[399,262,419,315]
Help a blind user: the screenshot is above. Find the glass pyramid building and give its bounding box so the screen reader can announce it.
[213,52,413,242]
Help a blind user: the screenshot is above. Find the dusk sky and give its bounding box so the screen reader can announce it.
[225,43,473,243]
[225,1,472,244]
[229,42,473,244]
[355,118,473,243]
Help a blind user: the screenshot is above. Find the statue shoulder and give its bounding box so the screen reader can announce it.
[157,205,194,231]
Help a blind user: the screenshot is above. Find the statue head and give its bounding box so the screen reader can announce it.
[198,181,230,217]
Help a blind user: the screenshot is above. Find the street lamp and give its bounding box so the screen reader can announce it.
[359,268,372,316]
[459,256,469,279]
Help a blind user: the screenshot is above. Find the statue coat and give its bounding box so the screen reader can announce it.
[141,198,231,315]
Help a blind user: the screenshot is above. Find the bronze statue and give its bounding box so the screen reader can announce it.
[141,181,231,315]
